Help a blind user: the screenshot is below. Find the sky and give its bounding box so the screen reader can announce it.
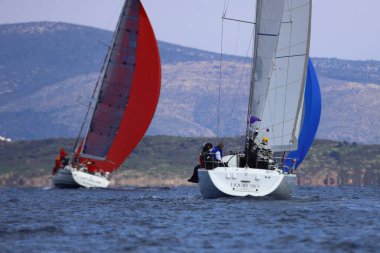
[0,0,379,61]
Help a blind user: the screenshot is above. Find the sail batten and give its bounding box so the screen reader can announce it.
[275,53,306,59]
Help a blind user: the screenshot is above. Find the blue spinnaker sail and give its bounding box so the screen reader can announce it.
[286,58,321,169]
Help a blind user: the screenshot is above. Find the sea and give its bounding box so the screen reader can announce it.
[0,186,379,253]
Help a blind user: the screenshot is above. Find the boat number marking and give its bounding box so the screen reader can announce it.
[231,182,260,191]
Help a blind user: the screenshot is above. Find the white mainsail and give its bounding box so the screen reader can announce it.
[248,0,286,124]
[259,0,311,152]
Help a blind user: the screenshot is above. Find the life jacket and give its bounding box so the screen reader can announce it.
[211,146,223,161]
[86,162,97,173]
[60,148,67,159]
[54,156,62,169]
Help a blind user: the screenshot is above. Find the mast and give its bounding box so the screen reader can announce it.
[246,0,261,133]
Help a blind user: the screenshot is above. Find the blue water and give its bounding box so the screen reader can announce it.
[1,186,379,253]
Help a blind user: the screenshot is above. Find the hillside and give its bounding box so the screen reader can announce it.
[0,137,379,187]
[1,22,380,143]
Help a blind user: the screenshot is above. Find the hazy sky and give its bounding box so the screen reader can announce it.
[0,0,379,60]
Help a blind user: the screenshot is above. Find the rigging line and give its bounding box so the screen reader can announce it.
[104,1,124,31]
[71,53,106,159]
[245,0,260,137]
[281,0,293,149]
[275,53,306,59]
[221,22,240,127]
[222,17,256,25]
[262,117,297,128]
[223,0,227,16]
[223,0,231,17]
[277,40,308,52]
[217,11,225,142]
[266,39,281,136]
[98,40,111,49]
[268,78,303,91]
[219,20,242,130]
[76,102,96,110]
[224,26,255,130]
[283,2,309,12]
[234,22,241,56]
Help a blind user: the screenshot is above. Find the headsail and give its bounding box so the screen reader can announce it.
[286,58,321,168]
[256,0,312,152]
[79,0,161,173]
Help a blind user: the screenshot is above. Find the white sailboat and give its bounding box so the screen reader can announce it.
[53,0,161,188]
[198,0,317,198]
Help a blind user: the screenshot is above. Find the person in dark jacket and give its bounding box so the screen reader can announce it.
[187,143,213,183]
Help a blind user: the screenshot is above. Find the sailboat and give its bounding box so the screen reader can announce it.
[198,0,320,198]
[53,0,161,188]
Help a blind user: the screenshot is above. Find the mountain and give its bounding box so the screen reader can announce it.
[1,22,380,143]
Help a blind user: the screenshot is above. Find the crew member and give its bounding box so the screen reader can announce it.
[261,137,269,149]
[188,143,213,183]
[60,148,69,166]
[52,148,68,175]
[86,161,97,174]
[52,156,62,175]
[211,142,227,167]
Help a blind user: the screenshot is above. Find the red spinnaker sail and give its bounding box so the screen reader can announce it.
[80,0,161,173]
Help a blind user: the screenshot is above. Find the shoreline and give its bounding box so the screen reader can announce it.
[0,172,194,188]
[0,171,375,188]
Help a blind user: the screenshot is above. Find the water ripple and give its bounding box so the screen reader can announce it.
[0,186,379,252]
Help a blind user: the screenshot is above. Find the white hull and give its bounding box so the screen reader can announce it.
[198,167,296,199]
[52,166,110,189]
[52,167,79,188]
